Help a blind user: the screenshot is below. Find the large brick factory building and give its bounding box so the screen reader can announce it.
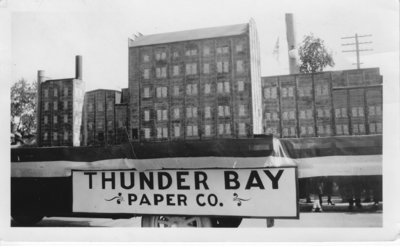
[35,21,382,147]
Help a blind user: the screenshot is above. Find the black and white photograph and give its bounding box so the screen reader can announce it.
[1,0,399,243]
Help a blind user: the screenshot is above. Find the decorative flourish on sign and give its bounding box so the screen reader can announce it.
[105,192,124,204]
[233,193,251,206]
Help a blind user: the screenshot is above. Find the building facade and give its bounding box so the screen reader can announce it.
[262,68,383,138]
[37,56,85,147]
[81,89,128,146]
[128,20,262,142]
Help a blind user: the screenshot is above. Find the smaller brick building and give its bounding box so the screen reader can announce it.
[36,56,85,147]
[82,89,130,146]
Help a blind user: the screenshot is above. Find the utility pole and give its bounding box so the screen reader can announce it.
[341,34,373,69]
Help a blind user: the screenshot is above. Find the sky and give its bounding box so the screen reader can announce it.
[6,0,399,93]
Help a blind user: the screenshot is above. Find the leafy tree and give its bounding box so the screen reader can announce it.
[298,34,335,73]
[11,79,37,137]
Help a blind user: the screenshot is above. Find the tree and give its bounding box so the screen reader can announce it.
[298,34,335,74]
[11,78,37,137]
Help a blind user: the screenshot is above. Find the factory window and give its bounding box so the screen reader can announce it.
[306,109,312,119]
[203,47,210,56]
[107,101,113,111]
[88,103,93,112]
[143,87,150,98]
[325,125,331,135]
[236,44,243,53]
[64,88,68,97]
[336,125,343,135]
[288,87,294,97]
[273,112,278,121]
[316,85,329,96]
[173,108,180,119]
[156,87,168,98]
[173,86,180,96]
[335,108,347,118]
[174,125,180,137]
[289,110,296,120]
[218,123,231,135]
[43,132,48,140]
[53,133,58,141]
[143,55,150,62]
[216,46,229,54]
[98,132,104,141]
[308,126,314,135]
[186,106,197,118]
[155,52,167,61]
[53,116,58,124]
[343,124,349,135]
[53,101,58,110]
[143,69,150,79]
[236,60,244,73]
[117,120,123,128]
[290,127,296,136]
[203,63,210,74]
[218,105,230,117]
[282,111,288,120]
[54,88,58,97]
[376,123,382,133]
[156,67,167,78]
[157,109,168,121]
[173,65,180,76]
[144,110,150,121]
[217,61,229,73]
[317,108,323,118]
[186,125,198,137]
[266,112,271,121]
[185,49,197,56]
[107,120,113,128]
[204,106,211,119]
[64,131,68,141]
[173,51,179,58]
[88,122,93,130]
[351,107,364,117]
[237,81,244,92]
[64,114,68,123]
[300,126,306,135]
[185,63,197,75]
[97,121,103,129]
[299,110,305,119]
[368,106,375,116]
[264,88,271,99]
[205,125,211,136]
[44,89,48,98]
[44,102,49,111]
[144,128,151,139]
[156,127,168,139]
[270,87,276,98]
[44,116,48,124]
[97,102,103,111]
[238,123,246,136]
[64,101,68,110]
[324,108,330,118]
[369,123,376,133]
[239,105,246,116]
[281,88,288,98]
[204,84,211,94]
[186,84,198,95]
[217,82,230,93]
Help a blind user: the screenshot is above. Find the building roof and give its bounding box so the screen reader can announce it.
[130,23,248,47]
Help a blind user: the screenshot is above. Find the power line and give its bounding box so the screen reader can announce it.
[341,33,373,69]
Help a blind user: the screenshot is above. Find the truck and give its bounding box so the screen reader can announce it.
[11,135,299,227]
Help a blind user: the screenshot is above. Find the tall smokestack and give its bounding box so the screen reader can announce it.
[75,55,82,80]
[285,13,299,74]
[36,70,45,146]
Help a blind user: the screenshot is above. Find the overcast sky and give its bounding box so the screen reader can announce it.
[8,0,399,92]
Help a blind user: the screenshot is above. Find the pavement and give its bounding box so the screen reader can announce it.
[298,197,383,213]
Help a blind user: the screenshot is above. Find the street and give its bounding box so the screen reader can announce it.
[12,212,382,228]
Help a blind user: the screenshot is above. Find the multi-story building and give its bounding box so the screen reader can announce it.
[262,67,382,138]
[128,20,262,141]
[81,89,127,146]
[36,56,85,147]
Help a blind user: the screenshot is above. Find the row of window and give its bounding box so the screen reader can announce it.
[143,81,245,98]
[86,120,126,130]
[42,131,70,141]
[142,60,244,79]
[142,122,247,139]
[43,88,69,98]
[43,115,69,124]
[142,44,244,62]
[263,85,329,99]
[44,101,69,111]
[87,102,114,112]
[142,105,247,121]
